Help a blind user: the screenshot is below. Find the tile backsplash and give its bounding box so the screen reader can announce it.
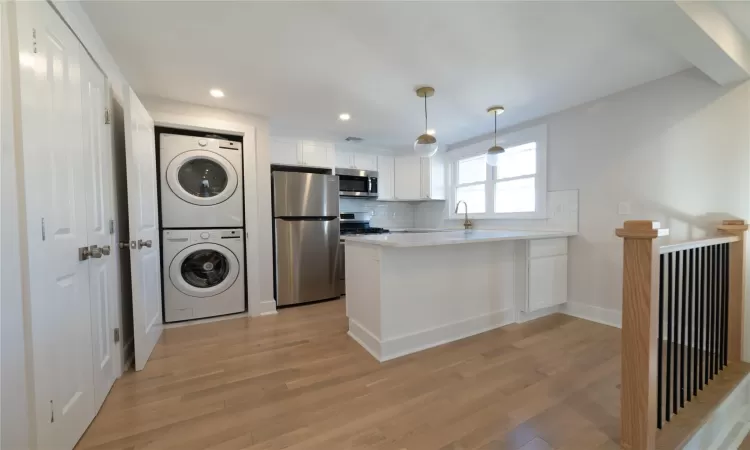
[339,199,417,229]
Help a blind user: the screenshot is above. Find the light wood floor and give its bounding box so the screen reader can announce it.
[76,299,624,450]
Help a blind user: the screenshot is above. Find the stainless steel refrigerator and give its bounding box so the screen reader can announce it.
[273,172,340,306]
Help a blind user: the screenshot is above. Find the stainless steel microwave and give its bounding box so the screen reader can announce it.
[336,168,378,198]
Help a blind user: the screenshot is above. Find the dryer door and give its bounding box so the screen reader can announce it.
[170,243,240,298]
[166,150,238,206]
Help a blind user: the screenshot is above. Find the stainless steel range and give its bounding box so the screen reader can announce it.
[337,212,390,295]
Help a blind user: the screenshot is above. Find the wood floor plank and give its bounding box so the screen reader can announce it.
[74,299,636,450]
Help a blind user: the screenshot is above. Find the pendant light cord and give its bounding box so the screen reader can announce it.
[424,95,428,132]
[494,112,497,146]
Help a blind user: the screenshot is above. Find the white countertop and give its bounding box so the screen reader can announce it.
[343,229,576,248]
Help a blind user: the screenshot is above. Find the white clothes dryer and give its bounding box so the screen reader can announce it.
[159,133,243,228]
[162,228,245,322]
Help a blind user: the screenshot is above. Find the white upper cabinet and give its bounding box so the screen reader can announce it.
[394,156,422,200]
[300,141,334,168]
[269,138,301,166]
[394,154,445,200]
[335,151,378,171]
[335,150,354,169]
[270,138,334,169]
[377,156,395,200]
[353,153,378,172]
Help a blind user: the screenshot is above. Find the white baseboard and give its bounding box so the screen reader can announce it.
[348,319,382,360]
[517,304,564,323]
[562,302,622,328]
[254,299,277,317]
[684,372,750,450]
[350,309,514,362]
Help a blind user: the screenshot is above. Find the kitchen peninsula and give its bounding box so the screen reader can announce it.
[344,230,575,362]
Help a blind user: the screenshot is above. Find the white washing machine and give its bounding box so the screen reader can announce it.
[160,133,244,228]
[162,229,245,322]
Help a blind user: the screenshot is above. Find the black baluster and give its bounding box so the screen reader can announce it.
[708,245,714,381]
[690,249,701,395]
[686,248,693,402]
[700,246,705,390]
[717,243,723,371]
[680,250,687,408]
[673,250,679,414]
[666,252,673,421]
[724,243,729,367]
[657,254,664,429]
[714,244,720,376]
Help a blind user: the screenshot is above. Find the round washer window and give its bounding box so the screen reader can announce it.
[177,158,229,198]
[181,249,230,288]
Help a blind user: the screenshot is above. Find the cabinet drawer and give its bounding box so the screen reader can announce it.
[528,238,568,258]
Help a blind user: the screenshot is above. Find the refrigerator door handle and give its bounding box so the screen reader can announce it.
[276,216,338,221]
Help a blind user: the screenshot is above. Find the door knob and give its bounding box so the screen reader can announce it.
[137,239,152,249]
[89,245,103,258]
[101,245,111,256]
[79,246,91,261]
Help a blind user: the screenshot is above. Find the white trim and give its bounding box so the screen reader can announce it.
[562,302,622,328]
[516,304,564,323]
[257,300,278,316]
[351,309,514,362]
[683,373,750,450]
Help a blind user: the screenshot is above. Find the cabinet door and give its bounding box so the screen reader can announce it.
[420,155,446,200]
[377,156,394,200]
[270,138,301,166]
[335,150,353,169]
[300,141,333,168]
[394,156,422,200]
[354,153,378,171]
[527,255,567,312]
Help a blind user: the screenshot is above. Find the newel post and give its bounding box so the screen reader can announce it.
[717,220,748,362]
[615,220,669,450]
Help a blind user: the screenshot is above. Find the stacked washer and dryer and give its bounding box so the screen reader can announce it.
[159,133,246,323]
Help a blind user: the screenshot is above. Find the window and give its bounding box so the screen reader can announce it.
[448,124,546,219]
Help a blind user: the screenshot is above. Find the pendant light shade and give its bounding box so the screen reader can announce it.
[414,87,438,157]
[485,106,505,166]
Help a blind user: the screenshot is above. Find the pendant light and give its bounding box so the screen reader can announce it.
[486,106,505,166]
[414,86,438,157]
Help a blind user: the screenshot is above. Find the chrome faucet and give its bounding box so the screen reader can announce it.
[455,201,473,230]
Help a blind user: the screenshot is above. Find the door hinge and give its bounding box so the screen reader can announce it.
[109,219,115,235]
[50,400,54,423]
[114,328,120,343]
[32,28,37,54]
[41,218,46,241]
[104,108,111,124]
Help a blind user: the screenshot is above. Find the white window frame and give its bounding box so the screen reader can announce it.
[447,124,547,220]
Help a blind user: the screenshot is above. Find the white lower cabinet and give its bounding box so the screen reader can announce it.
[526,238,568,312]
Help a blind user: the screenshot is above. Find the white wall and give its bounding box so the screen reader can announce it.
[440,68,750,336]
[1,3,32,448]
[141,96,275,316]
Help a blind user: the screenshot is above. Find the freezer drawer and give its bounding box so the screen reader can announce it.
[275,218,340,306]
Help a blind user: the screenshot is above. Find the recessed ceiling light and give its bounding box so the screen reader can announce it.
[210,89,225,98]
[426,129,436,136]
[339,113,351,121]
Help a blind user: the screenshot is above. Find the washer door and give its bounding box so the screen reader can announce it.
[170,243,240,298]
[166,150,238,206]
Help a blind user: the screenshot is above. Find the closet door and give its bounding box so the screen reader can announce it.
[81,51,117,411]
[17,2,95,448]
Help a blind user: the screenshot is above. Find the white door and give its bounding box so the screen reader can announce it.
[17,2,96,447]
[80,51,117,410]
[394,156,422,200]
[377,156,394,200]
[124,88,162,371]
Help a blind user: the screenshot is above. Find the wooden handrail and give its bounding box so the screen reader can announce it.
[617,219,747,450]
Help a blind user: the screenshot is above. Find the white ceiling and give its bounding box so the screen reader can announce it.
[82,1,691,152]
